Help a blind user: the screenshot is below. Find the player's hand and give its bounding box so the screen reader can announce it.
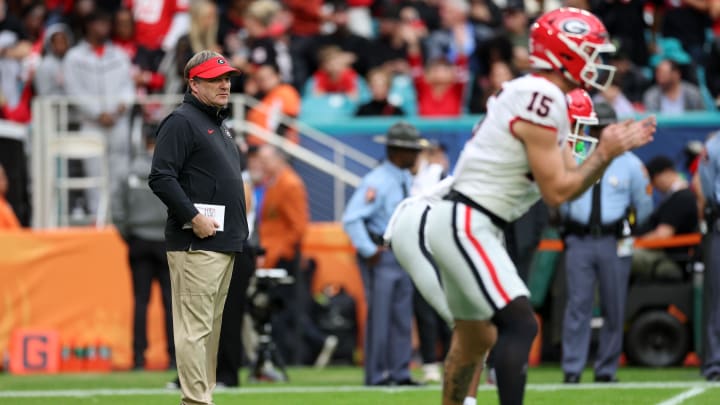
[598,116,656,159]
[191,213,219,238]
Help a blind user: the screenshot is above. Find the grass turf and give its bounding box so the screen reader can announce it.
[0,366,718,404]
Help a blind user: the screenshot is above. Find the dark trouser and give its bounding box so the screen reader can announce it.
[216,247,254,386]
[562,235,631,377]
[704,230,720,376]
[271,256,301,365]
[129,237,174,367]
[413,289,440,363]
[359,250,413,385]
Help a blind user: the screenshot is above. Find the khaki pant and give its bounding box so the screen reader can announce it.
[167,250,235,405]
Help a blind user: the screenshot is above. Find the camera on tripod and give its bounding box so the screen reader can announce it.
[247,268,294,382]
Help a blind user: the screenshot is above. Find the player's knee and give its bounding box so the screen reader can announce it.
[493,297,537,344]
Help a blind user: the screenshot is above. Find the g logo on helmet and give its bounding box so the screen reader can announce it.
[217,58,226,64]
[560,19,590,35]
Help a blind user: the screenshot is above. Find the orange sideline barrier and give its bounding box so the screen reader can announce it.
[302,223,366,348]
[0,224,366,371]
[0,227,138,370]
[537,233,703,252]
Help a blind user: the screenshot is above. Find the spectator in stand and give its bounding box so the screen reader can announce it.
[257,144,309,364]
[62,0,95,45]
[246,62,301,144]
[113,8,165,96]
[346,0,373,39]
[404,23,468,117]
[650,0,710,63]
[469,0,503,27]
[34,23,72,97]
[218,0,250,54]
[0,163,20,230]
[499,1,530,74]
[425,0,495,78]
[0,0,32,116]
[632,155,700,281]
[592,0,650,67]
[356,68,405,117]
[310,45,360,99]
[20,2,45,45]
[285,0,324,90]
[63,10,135,218]
[125,0,189,71]
[368,5,413,76]
[643,59,706,114]
[174,0,221,89]
[469,59,514,114]
[237,0,293,85]
[602,49,652,106]
[315,0,372,78]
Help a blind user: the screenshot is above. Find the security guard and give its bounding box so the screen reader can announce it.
[699,133,720,381]
[343,121,429,386]
[560,103,653,384]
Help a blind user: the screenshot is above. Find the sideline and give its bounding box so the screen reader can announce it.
[0,381,717,398]
[655,387,708,405]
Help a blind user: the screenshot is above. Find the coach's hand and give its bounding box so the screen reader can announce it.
[191,213,219,238]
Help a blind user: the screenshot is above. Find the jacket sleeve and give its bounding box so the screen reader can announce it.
[148,114,199,224]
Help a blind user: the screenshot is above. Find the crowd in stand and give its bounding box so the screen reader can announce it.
[0,0,718,128]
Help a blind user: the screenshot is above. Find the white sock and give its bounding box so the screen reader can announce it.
[463,397,477,405]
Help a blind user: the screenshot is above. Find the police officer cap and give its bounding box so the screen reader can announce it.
[373,121,430,150]
[594,102,617,127]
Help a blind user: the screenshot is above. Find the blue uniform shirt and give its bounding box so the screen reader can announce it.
[343,160,412,258]
[700,134,720,204]
[561,152,653,227]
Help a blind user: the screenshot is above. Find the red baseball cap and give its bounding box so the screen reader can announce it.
[189,57,240,79]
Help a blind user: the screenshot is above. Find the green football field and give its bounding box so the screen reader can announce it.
[1,366,719,404]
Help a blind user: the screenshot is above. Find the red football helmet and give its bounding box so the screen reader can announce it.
[566,88,598,162]
[529,8,616,92]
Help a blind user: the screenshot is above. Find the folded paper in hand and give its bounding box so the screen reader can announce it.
[183,203,225,231]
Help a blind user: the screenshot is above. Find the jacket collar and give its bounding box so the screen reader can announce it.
[184,92,230,125]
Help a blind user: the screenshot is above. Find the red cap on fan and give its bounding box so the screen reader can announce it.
[188,57,239,79]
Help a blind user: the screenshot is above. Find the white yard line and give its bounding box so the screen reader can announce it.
[0,381,716,398]
[656,387,708,405]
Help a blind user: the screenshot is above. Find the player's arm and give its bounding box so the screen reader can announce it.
[515,117,656,207]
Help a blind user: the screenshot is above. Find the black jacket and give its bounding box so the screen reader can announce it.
[149,93,248,252]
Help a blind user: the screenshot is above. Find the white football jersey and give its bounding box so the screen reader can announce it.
[452,74,570,222]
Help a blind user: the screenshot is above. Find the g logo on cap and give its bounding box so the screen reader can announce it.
[217,58,226,64]
[560,19,590,35]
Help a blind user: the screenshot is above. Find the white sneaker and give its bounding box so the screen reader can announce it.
[314,335,339,369]
[422,363,442,383]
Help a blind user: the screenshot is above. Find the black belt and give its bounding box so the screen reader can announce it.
[443,190,508,230]
[563,219,622,238]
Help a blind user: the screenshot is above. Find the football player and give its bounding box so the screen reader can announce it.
[384,88,599,405]
[422,8,656,405]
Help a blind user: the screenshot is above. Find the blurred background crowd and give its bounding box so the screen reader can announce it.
[0,0,717,129]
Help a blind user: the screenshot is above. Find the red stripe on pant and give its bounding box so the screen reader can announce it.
[463,205,511,304]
